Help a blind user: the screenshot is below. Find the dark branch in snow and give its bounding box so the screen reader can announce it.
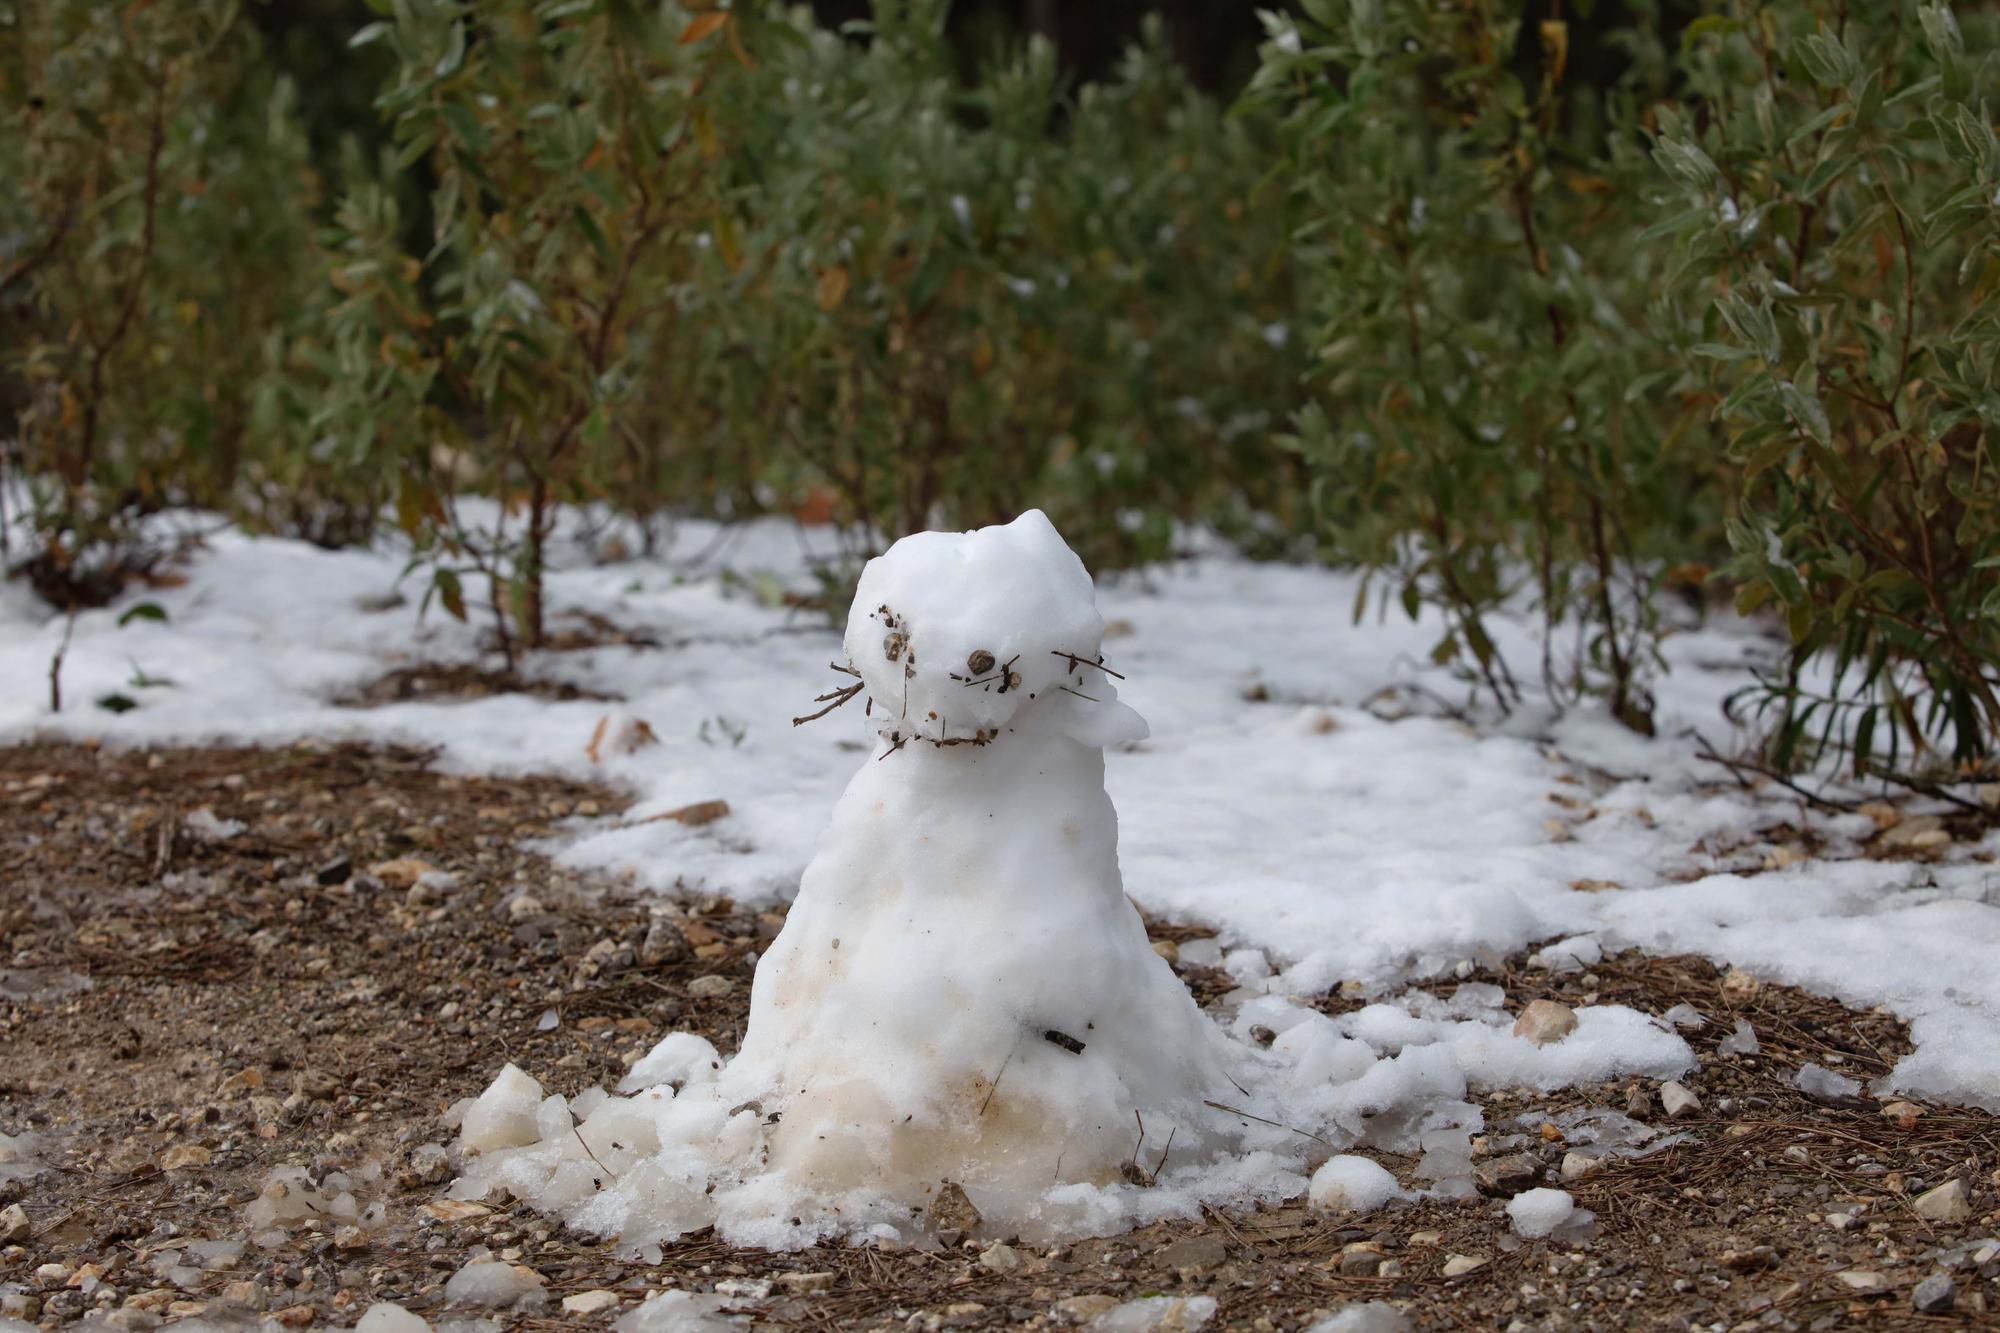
[791,679,863,727]
[1202,1099,1330,1146]
[1052,650,1125,680]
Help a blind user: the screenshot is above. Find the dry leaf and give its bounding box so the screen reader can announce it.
[368,857,435,888]
[637,800,730,828]
[815,265,850,311]
[679,12,729,45]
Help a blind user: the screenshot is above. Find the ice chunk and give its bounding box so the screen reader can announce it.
[460,1064,545,1151]
[1303,1304,1412,1333]
[1307,1155,1403,1214]
[1506,1186,1591,1239]
[183,808,246,841]
[1447,983,1507,1015]
[1660,1003,1706,1029]
[244,1167,357,1232]
[1177,938,1224,969]
[357,1304,434,1333]
[1413,1128,1475,1184]
[1528,936,1601,972]
[1087,1295,1218,1332]
[614,1291,748,1333]
[1271,1015,1376,1085]
[444,1260,547,1310]
[619,1033,723,1094]
[1447,1005,1694,1090]
[1224,948,1273,986]
[1718,1019,1760,1055]
[1794,1063,1862,1101]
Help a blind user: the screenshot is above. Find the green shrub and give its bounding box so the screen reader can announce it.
[2,0,323,604]
[1248,0,1724,733]
[1660,0,2000,778]
[332,0,743,657]
[707,4,1305,574]
[1252,0,1997,777]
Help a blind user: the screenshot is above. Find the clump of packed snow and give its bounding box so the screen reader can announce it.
[355,1306,435,1333]
[449,514,1290,1245]
[1506,1186,1593,1239]
[243,1164,386,1243]
[1304,1304,1412,1333]
[614,1290,751,1333]
[1306,1156,1403,1214]
[444,1256,548,1310]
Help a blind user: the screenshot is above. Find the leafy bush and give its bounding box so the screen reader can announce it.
[321,0,745,657]
[701,3,1306,573]
[1253,0,1997,776]
[1,0,323,604]
[1248,0,1725,733]
[1660,0,2000,777]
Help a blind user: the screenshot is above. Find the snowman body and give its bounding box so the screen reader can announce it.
[454,512,1261,1246]
[722,511,1240,1206]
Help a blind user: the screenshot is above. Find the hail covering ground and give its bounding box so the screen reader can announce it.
[2,506,1998,1242]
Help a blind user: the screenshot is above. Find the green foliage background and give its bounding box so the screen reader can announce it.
[2,0,1996,786]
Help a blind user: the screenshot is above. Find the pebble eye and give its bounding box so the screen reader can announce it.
[884,632,906,662]
[967,649,996,676]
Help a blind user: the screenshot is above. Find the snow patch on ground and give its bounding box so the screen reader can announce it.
[3,508,1997,1151]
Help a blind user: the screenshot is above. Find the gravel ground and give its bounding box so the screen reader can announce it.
[3,741,1998,1331]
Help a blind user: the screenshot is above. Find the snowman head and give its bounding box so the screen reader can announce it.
[836,511,1147,751]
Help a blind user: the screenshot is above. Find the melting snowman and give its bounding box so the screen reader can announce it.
[735,509,1248,1207]
[454,512,1273,1247]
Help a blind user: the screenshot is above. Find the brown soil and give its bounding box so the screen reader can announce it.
[2,742,1997,1331]
[337,665,622,707]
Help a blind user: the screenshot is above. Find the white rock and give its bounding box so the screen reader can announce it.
[356,1304,433,1332]
[458,1064,545,1152]
[1913,1178,1972,1223]
[506,892,545,922]
[1660,1081,1701,1119]
[979,1242,1022,1273]
[1307,1156,1403,1215]
[1086,1295,1218,1332]
[1511,999,1578,1046]
[443,1260,546,1309]
[0,1203,27,1244]
[1559,1151,1602,1181]
[1440,1254,1488,1277]
[686,974,733,999]
[1834,1270,1890,1294]
[564,1290,623,1316]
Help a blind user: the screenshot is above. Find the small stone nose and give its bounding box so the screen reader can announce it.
[967,650,996,676]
